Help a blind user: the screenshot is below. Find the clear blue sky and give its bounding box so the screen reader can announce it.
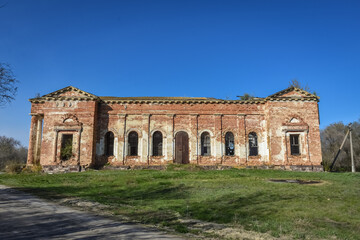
[1,0,359,146]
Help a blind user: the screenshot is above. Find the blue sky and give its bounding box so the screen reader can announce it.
[0,0,359,146]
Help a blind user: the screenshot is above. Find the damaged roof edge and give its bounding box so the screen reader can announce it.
[29,86,319,103]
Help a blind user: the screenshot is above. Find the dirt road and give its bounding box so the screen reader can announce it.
[0,185,185,240]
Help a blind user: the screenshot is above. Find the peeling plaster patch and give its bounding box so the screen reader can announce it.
[114,137,118,159]
[290,118,300,123]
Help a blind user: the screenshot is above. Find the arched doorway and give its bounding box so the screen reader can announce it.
[175,131,189,164]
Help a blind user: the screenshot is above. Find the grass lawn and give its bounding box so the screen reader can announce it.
[0,166,359,239]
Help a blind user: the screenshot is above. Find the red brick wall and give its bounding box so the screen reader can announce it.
[28,93,322,170]
[265,101,322,166]
[28,100,97,167]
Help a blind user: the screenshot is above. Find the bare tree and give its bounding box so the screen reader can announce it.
[0,63,18,106]
[0,136,27,170]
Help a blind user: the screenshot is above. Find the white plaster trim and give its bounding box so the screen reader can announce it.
[173,129,190,137]
[247,131,260,157]
[198,130,213,157]
[150,129,166,137]
[114,137,118,159]
[198,129,214,137]
[125,129,141,156]
[149,129,165,157]
[126,128,142,137]
[223,131,236,157]
[285,131,306,157]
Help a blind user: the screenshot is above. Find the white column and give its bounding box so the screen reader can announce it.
[34,115,43,165]
[167,114,174,161]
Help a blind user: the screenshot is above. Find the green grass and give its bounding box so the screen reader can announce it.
[0,166,359,239]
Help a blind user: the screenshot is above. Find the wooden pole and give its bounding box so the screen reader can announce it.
[330,128,350,171]
[350,127,355,173]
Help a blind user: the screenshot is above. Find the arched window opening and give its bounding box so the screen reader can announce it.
[128,131,138,156]
[225,132,235,156]
[201,132,211,156]
[249,132,258,156]
[152,131,163,156]
[105,131,114,156]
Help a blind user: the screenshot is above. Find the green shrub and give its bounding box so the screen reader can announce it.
[5,163,25,174]
[21,164,43,173]
[60,138,73,160]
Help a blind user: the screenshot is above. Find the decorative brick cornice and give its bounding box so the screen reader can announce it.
[29,86,319,104]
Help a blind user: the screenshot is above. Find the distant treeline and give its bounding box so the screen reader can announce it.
[0,136,27,170]
[321,120,360,171]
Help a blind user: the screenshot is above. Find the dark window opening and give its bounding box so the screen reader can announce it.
[201,132,211,156]
[128,131,138,156]
[61,134,73,160]
[105,131,114,156]
[249,132,258,156]
[152,131,163,156]
[290,134,300,155]
[225,132,235,156]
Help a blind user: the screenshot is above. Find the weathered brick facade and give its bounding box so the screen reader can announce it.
[27,86,323,171]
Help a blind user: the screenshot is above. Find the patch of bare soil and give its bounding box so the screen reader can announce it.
[56,197,284,240]
[178,218,282,240]
[57,198,131,222]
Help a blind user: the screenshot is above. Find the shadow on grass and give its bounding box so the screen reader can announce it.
[14,181,191,204]
[183,191,296,225]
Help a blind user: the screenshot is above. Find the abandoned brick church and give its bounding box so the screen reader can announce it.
[27,86,323,171]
